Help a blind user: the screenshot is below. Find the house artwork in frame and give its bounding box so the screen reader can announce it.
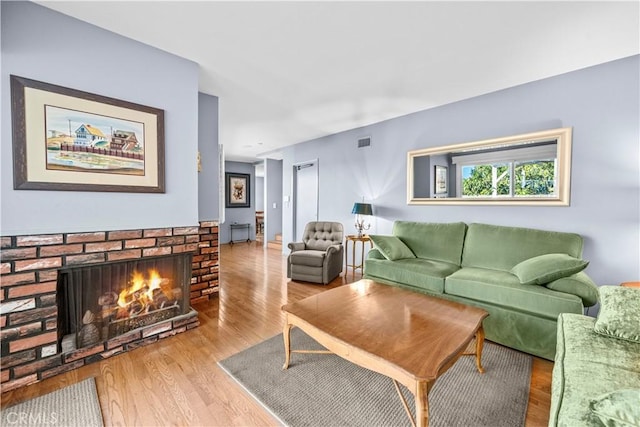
[44,106,145,175]
[435,165,448,195]
[10,75,165,193]
[226,172,250,208]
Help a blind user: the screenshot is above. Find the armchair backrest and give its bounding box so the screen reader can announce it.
[303,222,344,251]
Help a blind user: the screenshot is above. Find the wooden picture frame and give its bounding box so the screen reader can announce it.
[434,165,448,195]
[225,172,250,208]
[10,75,165,193]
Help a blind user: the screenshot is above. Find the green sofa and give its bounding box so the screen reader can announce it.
[549,286,640,426]
[363,221,599,360]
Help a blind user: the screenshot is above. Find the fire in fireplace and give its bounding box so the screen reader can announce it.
[57,253,192,352]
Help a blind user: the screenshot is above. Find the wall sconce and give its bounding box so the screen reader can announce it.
[351,202,373,237]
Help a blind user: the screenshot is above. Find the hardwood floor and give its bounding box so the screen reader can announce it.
[1,243,553,426]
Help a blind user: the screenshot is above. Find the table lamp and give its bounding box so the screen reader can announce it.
[351,202,372,237]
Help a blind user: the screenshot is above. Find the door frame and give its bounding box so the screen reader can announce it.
[292,159,319,241]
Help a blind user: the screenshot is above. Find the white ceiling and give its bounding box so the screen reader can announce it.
[37,1,639,163]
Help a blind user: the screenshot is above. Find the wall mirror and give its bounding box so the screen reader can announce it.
[407,127,572,205]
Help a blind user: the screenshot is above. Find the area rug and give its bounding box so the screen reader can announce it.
[219,328,532,427]
[0,377,103,427]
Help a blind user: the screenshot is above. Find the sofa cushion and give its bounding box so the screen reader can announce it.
[545,272,599,307]
[549,313,640,427]
[594,286,640,344]
[289,250,325,267]
[392,221,467,266]
[510,253,589,285]
[461,223,584,271]
[369,235,415,261]
[589,389,640,427]
[445,267,583,319]
[364,258,459,294]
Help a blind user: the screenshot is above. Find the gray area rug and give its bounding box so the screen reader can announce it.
[0,377,103,427]
[219,328,532,427]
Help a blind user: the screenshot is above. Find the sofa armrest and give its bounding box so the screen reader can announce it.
[288,242,305,252]
[545,272,599,307]
[366,248,385,260]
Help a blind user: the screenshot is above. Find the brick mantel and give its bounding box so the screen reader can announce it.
[0,221,219,392]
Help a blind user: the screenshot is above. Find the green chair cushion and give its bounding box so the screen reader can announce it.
[368,235,415,261]
[550,313,640,427]
[510,253,589,285]
[589,389,640,427]
[594,286,640,344]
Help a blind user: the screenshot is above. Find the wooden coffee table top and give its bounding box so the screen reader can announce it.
[282,279,488,381]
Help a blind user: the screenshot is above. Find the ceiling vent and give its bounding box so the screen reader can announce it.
[357,137,371,148]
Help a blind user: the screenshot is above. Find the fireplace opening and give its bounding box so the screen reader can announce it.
[56,253,192,353]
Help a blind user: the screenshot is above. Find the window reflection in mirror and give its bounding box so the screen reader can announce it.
[407,128,572,205]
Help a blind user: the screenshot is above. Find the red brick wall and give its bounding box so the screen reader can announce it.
[0,221,218,392]
[191,221,220,302]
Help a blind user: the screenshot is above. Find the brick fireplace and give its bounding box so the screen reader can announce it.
[0,221,219,392]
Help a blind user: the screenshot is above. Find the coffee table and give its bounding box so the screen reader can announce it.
[282,279,489,427]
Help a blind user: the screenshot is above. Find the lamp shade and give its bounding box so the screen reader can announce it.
[351,203,373,216]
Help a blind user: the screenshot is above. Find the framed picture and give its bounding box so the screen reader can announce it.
[10,75,165,193]
[225,172,250,208]
[434,165,448,195]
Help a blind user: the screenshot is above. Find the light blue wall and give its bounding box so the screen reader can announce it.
[198,93,220,221]
[282,56,640,285]
[1,1,200,235]
[265,159,283,242]
[221,161,255,244]
[255,176,265,213]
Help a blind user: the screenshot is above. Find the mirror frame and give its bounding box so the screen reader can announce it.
[407,127,572,206]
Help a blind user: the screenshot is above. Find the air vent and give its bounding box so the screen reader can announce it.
[357,137,371,148]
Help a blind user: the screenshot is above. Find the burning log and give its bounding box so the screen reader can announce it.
[95,269,185,338]
[150,288,169,309]
[98,292,118,306]
[78,310,100,347]
[108,305,180,337]
[129,301,144,316]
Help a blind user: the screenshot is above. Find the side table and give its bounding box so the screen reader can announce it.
[229,223,251,245]
[345,234,372,279]
[620,281,640,288]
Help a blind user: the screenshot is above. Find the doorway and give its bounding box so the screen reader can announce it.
[293,160,319,240]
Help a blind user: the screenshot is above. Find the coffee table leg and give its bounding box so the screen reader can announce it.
[415,381,434,427]
[282,321,292,370]
[475,326,485,374]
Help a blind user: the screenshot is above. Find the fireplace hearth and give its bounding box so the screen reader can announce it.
[57,253,192,353]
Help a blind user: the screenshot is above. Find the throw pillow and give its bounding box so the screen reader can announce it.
[593,286,640,344]
[368,235,415,261]
[510,253,589,285]
[590,389,640,427]
[545,274,599,307]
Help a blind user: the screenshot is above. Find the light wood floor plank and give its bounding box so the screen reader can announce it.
[1,242,552,426]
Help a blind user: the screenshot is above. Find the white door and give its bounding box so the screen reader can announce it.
[294,161,318,241]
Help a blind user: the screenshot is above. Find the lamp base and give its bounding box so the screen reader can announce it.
[354,220,369,238]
